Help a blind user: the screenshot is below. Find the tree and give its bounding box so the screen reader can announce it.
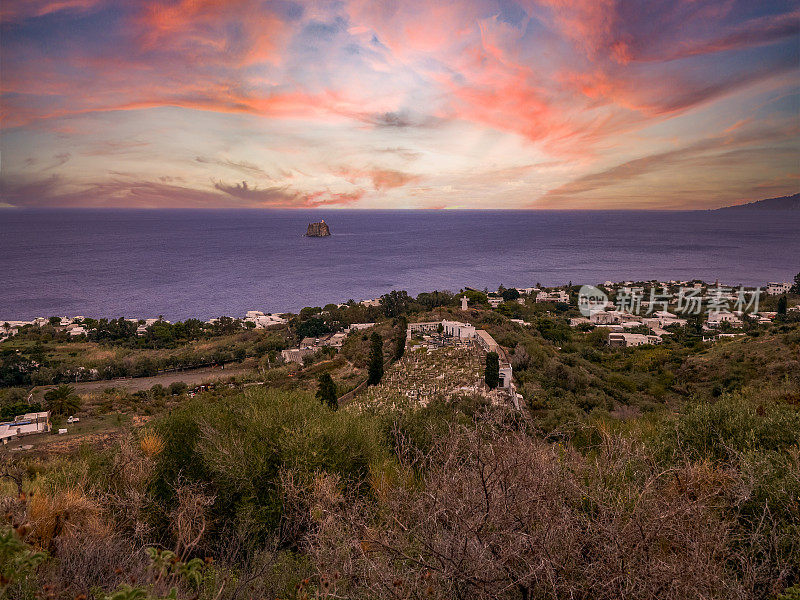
[168,381,188,396]
[501,288,520,301]
[381,290,412,318]
[295,316,333,340]
[791,272,800,294]
[485,352,500,389]
[316,373,338,410]
[777,295,788,316]
[44,384,81,416]
[416,290,455,310]
[367,332,384,386]
[687,314,704,336]
[395,316,407,360]
[462,288,488,307]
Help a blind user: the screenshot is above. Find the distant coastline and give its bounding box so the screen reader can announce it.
[713,193,800,211]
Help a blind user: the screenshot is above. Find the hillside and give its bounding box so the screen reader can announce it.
[3,296,800,599]
[715,192,800,210]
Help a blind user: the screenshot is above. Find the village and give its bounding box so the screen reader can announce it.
[2,277,797,447]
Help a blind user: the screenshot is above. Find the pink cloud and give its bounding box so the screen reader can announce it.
[1,0,797,208]
[0,0,105,23]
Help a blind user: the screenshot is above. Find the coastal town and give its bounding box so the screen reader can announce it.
[2,275,798,448]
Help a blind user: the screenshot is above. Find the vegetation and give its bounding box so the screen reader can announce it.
[367,332,384,386]
[2,284,800,598]
[43,384,81,416]
[316,372,338,410]
[394,316,407,360]
[792,271,800,294]
[484,351,500,389]
[1,380,797,599]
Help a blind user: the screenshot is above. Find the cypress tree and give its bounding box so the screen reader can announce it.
[485,351,500,389]
[316,372,338,410]
[777,295,787,316]
[368,332,384,385]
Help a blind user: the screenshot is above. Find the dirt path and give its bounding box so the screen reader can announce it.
[31,363,255,400]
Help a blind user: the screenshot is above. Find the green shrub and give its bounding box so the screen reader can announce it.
[655,392,800,464]
[150,388,389,547]
[168,381,188,396]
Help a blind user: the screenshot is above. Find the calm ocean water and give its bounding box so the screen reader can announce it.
[1,209,798,321]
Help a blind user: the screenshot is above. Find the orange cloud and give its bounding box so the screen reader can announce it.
[336,166,421,191]
[137,0,290,66]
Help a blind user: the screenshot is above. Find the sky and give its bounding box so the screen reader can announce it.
[0,0,798,210]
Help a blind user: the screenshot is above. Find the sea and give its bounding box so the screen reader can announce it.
[1,209,798,321]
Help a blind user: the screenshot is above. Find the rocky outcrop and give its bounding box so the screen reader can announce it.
[306,220,331,236]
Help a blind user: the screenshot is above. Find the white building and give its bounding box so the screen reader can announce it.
[535,290,570,304]
[244,311,288,328]
[707,311,743,328]
[608,333,662,348]
[642,311,687,329]
[441,320,476,339]
[569,317,591,327]
[325,332,347,348]
[407,321,441,339]
[498,364,513,389]
[281,348,316,364]
[360,298,382,307]
[487,296,503,308]
[474,330,501,354]
[590,310,626,325]
[0,411,51,444]
[595,324,625,333]
[766,282,791,295]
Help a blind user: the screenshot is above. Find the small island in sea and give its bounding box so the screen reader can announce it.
[306,220,331,237]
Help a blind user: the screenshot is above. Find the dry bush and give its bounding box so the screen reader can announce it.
[100,430,163,541]
[170,482,215,558]
[44,533,149,597]
[293,425,748,600]
[26,487,108,552]
[0,462,148,598]
[140,431,166,457]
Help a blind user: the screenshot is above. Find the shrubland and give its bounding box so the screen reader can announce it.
[2,378,798,599]
[2,291,800,598]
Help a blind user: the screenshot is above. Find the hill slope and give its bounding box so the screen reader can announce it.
[715,193,800,210]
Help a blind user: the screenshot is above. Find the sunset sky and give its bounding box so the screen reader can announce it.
[1,0,798,209]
